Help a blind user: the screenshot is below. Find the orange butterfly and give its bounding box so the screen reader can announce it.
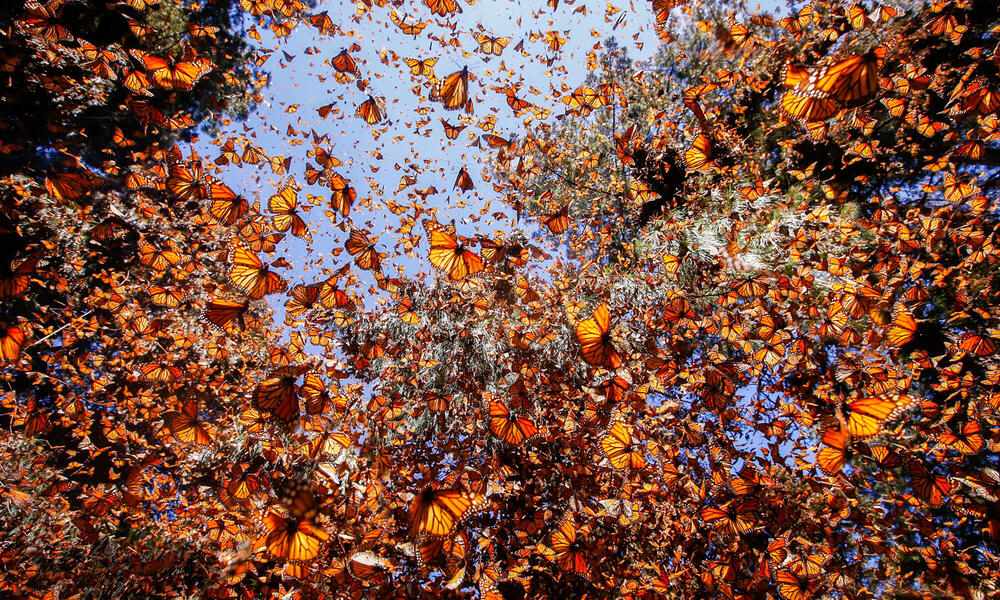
[331,48,359,74]
[276,478,320,520]
[141,54,206,90]
[488,401,538,445]
[254,368,302,424]
[423,0,461,17]
[435,66,471,111]
[229,245,287,298]
[204,296,252,332]
[699,499,757,535]
[550,517,589,576]
[405,57,437,77]
[816,426,851,474]
[0,323,25,362]
[454,166,474,191]
[263,513,329,562]
[542,204,569,234]
[329,174,356,216]
[164,400,211,445]
[0,256,39,298]
[684,133,714,170]
[345,229,382,272]
[208,182,249,225]
[410,487,485,537]
[575,303,623,369]
[268,185,309,239]
[357,95,387,124]
[350,552,394,580]
[441,119,465,139]
[601,420,646,470]
[426,222,484,281]
[390,9,428,36]
[476,34,510,56]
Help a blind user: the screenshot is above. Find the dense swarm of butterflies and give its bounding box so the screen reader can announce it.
[2,0,1000,598]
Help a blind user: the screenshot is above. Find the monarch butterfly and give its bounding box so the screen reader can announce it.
[164,400,211,445]
[699,499,757,535]
[350,552,394,580]
[575,303,622,369]
[410,487,485,537]
[959,81,1000,115]
[778,4,813,39]
[263,513,329,562]
[426,223,484,281]
[345,229,382,272]
[390,10,428,36]
[166,163,204,200]
[404,57,437,77]
[299,373,331,415]
[396,297,419,324]
[242,143,266,164]
[435,66,471,111]
[731,276,768,298]
[139,242,182,271]
[542,204,569,234]
[331,49,358,75]
[226,464,262,500]
[939,420,983,454]
[684,133,714,170]
[0,256,38,298]
[953,140,985,160]
[356,95,387,124]
[601,420,646,470]
[424,0,461,16]
[907,460,951,507]
[204,296,252,332]
[943,174,976,203]
[207,183,248,225]
[481,134,512,149]
[454,166,474,191]
[441,119,466,139]
[550,517,589,576]
[958,332,997,356]
[843,396,906,438]
[140,362,182,382]
[886,311,917,347]
[476,34,510,56]
[276,478,320,519]
[285,284,321,319]
[780,88,841,121]
[329,174,356,217]
[319,276,351,308]
[141,54,205,90]
[254,369,301,424]
[782,49,883,120]
[488,401,538,445]
[19,2,69,42]
[816,426,850,475]
[229,245,287,298]
[268,185,309,239]
[0,324,25,362]
[122,66,152,94]
[775,568,820,600]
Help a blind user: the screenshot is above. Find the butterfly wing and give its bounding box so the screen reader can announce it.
[575,303,622,368]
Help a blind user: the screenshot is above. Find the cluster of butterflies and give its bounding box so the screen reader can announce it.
[3,0,1000,599]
